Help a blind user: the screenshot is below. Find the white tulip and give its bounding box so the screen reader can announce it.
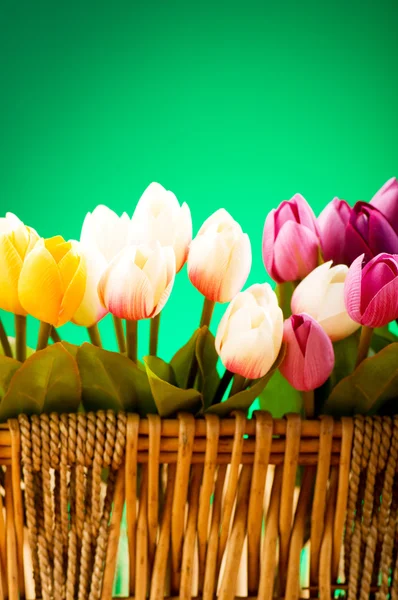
[130,182,192,272]
[80,205,130,264]
[291,261,360,341]
[72,242,108,327]
[188,209,251,303]
[215,283,283,379]
[98,242,175,321]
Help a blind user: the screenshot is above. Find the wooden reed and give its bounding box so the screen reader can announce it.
[0,411,397,600]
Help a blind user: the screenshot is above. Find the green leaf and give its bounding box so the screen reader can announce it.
[206,344,286,417]
[77,343,155,414]
[61,341,79,358]
[170,329,200,388]
[259,369,302,417]
[324,342,398,416]
[371,326,398,354]
[0,356,22,400]
[144,355,177,386]
[0,336,34,358]
[195,326,220,409]
[0,343,81,421]
[143,356,202,417]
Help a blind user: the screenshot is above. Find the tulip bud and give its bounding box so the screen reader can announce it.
[371,177,398,233]
[72,243,108,327]
[215,283,283,380]
[18,236,87,327]
[130,182,192,272]
[262,194,321,283]
[291,261,360,341]
[80,205,131,263]
[0,213,40,315]
[344,202,398,266]
[188,209,251,303]
[318,198,352,265]
[280,314,334,391]
[98,242,175,321]
[344,253,398,328]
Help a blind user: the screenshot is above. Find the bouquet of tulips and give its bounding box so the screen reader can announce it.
[1,178,398,422]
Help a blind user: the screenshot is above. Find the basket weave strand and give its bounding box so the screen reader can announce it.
[0,412,397,598]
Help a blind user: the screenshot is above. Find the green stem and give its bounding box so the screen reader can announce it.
[212,369,234,405]
[113,315,126,353]
[36,321,52,351]
[149,313,161,356]
[126,320,138,363]
[229,374,246,397]
[14,314,27,361]
[0,317,13,358]
[200,298,216,329]
[355,325,373,368]
[87,324,102,348]
[50,327,62,343]
[302,389,314,418]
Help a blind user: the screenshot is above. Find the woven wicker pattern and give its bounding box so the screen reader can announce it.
[0,412,398,599]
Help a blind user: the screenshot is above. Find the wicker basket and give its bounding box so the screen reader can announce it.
[0,411,397,599]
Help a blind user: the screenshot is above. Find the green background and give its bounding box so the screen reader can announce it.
[1,0,397,360]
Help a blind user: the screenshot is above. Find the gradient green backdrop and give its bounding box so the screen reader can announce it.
[1,0,398,360]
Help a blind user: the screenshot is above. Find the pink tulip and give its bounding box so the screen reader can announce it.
[318,198,352,265]
[344,253,398,328]
[262,194,321,283]
[371,177,398,233]
[280,314,334,391]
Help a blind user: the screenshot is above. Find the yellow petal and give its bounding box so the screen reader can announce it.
[0,235,26,315]
[58,247,80,292]
[18,242,63,325]
[58,252,87,326]
[44,236,71,263]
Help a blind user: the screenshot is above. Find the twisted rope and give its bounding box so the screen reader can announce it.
[50,413,65,600]
[345,415,364,585]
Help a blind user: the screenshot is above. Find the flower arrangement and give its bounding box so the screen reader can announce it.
[1,177,398,422]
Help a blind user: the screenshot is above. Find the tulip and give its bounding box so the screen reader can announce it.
[72,243,108,328]
[0,213,39,315]
[262,194,321,283]
[215,283,283,380]
[130,182,192,272]
[98,242,175,321]
[188,209,251,303]
[344,253,398,328]
[80,204,131,263]
[371,177,398,232]
[344,202,398,266]
[280,313,334,392]
[18,236,86,327]
[291,261,360,341]
[318,198,352,265]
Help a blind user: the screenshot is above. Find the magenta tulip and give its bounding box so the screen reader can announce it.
[279,313,334,392]
[262,194,321,283]
[371,177,398,233]
[318,198,352,265]
[344,202,398,266]
[344,253,398,328]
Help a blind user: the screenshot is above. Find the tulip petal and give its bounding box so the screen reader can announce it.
[73,245,108,327]
[0,235,26,314]
[188,234,231,302]
[174,202,192,271]
[344,254,364,323]
[219,233,252,302]
[262,210,279,280]
[303,321,334,390]
[291,261,333,318]
[197,208,238,236]
[58,253,87,327]
[220,327,276,380]
[273,221,319,281]
[293,194,320,235]
[44,236,71,263]
[18,242,63,325]
[360,276,398,328]
[371,177,398,232]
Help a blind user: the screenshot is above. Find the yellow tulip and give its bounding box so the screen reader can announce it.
[18,236,87,327]
[0,213,39,315]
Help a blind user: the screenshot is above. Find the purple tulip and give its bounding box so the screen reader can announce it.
[344,253,398,328]
[344,202,398,266]
[279,313,334,391]
[371,177,398,233]
[262,194,321,283]
[318,198,352,265]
